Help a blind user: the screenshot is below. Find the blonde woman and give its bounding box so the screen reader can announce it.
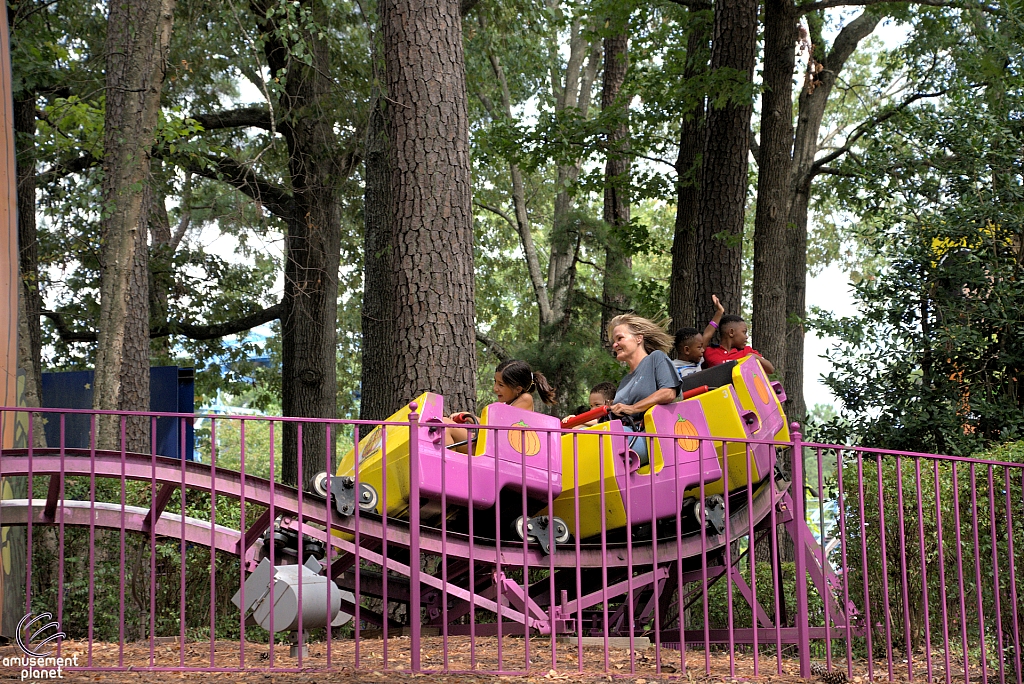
[606,314,681,462]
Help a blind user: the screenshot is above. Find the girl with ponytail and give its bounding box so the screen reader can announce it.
[492,359,556,410]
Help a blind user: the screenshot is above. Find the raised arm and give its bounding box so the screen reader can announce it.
[702,294,725,346]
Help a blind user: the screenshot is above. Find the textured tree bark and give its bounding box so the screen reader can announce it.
[599,29,631,348]
[93,0,174,449]
[751,0,796,375]
[381,0,477,412]
[14,97,43,415]
[783,11,878,422]
[359,94,395,421]
[694,0,758,316]
[669,11,710,332]
[120,180,152,452]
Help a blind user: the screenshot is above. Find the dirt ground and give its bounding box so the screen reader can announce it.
[0,637,960,683]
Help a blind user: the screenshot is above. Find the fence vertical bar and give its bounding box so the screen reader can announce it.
[856,453,873,681]
[352,424,360,671]
[650,432,661,675]
[381,421,389,668]
[439,422,448,672]
[913,458,932,683]
[26,410,34,620]
[210,416,218,668]
[408,403,421,672]
[58,414,66,661]
[875,452,894,680]
[791,424,810,678]
[969,463,988,683]
[623,432,636,674]
[175,416,185,666]
[548,428,557,673]
[599,430,609,672]
[721,439,734,678]
[835,449,853,676]
[87,413,95,664]
[746,442,758,676]
[700,438,709,674]
[572,433,583,675]
[769,438,782,675]
[933,459,951,684]
[951,463,970,683]
[149,415,157,667]
[672,433,685,675]
[465,421,475,671]
[238,417,246,670]
[325,422,333,670]
[268,419,276,666]
[986,466,1005,684]
[1005,468,1021,684]
[119,415,127,667]
[295,420,304,669]
[895,456,913,680]
[816,446,831,669]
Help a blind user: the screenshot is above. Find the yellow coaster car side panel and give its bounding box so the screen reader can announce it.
[731,355,790,443]
[544,422,628,542]
[682,385,761,498]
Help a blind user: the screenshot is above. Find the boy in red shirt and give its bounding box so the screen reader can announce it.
[702,313,776,374]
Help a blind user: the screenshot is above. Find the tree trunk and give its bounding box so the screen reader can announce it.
[93,0,174,449]
[600,28,631,347]
[694,0,758,317]
[14,95,44,424]
[359,94,395,421]
[248,0,346,487]
[669,9,710,331]
[751,0,796,374]
[148,162,173,360]
[382,0,477,413]
[120,178,152,452]
[784,10,878,421]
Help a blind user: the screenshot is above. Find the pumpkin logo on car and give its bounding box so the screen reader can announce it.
[753,374,771,404]
[674,416,700,452]
[508,421,542,456]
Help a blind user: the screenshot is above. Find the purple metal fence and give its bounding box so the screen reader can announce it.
[0,405,1021,680]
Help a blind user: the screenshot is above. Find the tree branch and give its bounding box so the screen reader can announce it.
[37,153,100,185]
[809,89,947,176]
[473,200,517,229]
[798,0,998,14]
[166,153,294,221]
[663,0,712,9]
[476,330,511,362]
[190,106,274,132]
[42,301,286,343]
[460,0,483,15]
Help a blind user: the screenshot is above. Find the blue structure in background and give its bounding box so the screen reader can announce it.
[41,366,196,460]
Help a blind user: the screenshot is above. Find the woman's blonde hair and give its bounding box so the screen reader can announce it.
[606,314,674,355]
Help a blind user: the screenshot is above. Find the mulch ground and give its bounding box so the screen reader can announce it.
[0,637,965,683]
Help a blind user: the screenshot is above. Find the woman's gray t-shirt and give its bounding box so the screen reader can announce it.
[612,350,681,417]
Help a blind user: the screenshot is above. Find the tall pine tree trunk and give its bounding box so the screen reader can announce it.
[751,0,796,373]
[599,28,631,346]
[359,93,395,421]
[669,9,710,331]
[250,0,346,487]
[381,0,477,413]
[694,0,758,316]
[93,0,174,450]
